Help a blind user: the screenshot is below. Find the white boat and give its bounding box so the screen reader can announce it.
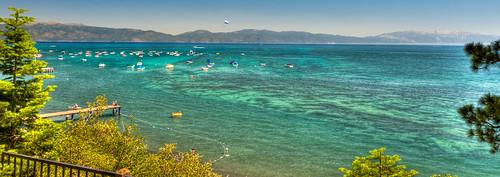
[81,59,87,62]
[285,64,294,68]
[136,61,145,71]
[57,57,64,61]
[260,63,267,67]
[136,65,145,71]
[98,63,106,68]
[201,67,209,72]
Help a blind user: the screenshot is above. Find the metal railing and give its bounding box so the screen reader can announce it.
[1,152,123,177]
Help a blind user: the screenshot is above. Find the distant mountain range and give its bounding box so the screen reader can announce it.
[21,23,500,44]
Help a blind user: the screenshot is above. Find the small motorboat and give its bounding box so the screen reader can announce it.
[57,55,64,60]
[260,63,267,67]
[285,64,294,68]
[185,59,194,64]
[201,67,209,72]
[81,58,87,62]
[137,61,143,66]
[136,65,145,71]
[98,63,106,68]
[170,111,183,118]
[165,64,174,70]
[206,59,215,68]
[230,60,239,67]
[133,61,145,70]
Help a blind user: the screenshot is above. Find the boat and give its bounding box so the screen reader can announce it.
[260,63,267,67]
[136,65,145,71]
[98,63,106,68]
[206,59,215,68]
[185,59,194,64]
[165,64,174,69]
[81,59,87,62]
[136,61,145,71]
[201,67,209,72]
[57,55,64,60]
[170,111,183,118]
[230,60,239,67]
[34,54,43,58]
[285,64,294,68]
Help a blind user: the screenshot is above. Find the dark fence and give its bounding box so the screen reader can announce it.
[1,152,123,177]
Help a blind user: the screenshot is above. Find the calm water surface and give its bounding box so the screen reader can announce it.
[38,43,500,177]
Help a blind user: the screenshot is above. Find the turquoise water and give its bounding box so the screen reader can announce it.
[38,43,500,177]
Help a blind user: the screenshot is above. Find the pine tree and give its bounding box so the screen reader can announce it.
[459,39,500,153]
[0,7,56,149]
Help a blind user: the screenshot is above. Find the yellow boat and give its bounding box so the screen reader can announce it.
[170,111,183,118]
[165,64,174,69]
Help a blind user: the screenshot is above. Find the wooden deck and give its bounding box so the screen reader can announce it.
[40,105,121,119]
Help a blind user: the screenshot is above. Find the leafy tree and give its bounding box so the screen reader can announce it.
[19,118,65,159]
[132,144,218,177]
[20,96,220,176]
[339,147,417,177]
[459,39,500,153]
[0,7,55,149]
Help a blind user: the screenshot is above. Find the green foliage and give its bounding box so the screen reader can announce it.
[339,147,417,177]
[0,7,55,149]
[458,93,500,153]
[19,96,219,176]
[464,40,500,72]
[132,144,219,177]
[19,118,65,158]
[460,39,500,153]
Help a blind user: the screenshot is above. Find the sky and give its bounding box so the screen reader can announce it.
[1,0,500,36]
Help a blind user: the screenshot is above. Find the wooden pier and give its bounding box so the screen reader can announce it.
[40,105,121,119]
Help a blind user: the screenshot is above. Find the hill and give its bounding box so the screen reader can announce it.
[22,23,500,44]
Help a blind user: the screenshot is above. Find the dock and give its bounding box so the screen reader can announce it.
[40,105,121,119]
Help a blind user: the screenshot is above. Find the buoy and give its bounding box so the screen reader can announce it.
[171,111,183,118]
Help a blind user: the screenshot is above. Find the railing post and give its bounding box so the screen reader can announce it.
[33,160,37,176]
[13,156,16,177]
[20,158,23,176]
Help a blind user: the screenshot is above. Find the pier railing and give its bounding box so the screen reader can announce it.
[1,151,123,177]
